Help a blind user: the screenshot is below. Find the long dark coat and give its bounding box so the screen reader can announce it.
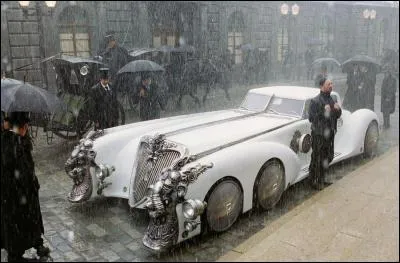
[381,73,397,114]
[88,83,119,129]
[1,131,44,255]
[308,91,342,184]
[138,83,165,121]
[344,70,363,112]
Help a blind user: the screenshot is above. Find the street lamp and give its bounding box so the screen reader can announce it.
[18,1,57,90]
[363,8,376,56]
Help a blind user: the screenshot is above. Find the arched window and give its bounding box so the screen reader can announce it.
[58,6,91,57]
[228,10,245,64]
[377,19,388,57]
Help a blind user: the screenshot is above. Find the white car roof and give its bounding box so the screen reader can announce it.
[249,86,321,100]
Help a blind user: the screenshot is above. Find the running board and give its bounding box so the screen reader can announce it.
[301,152,342,175]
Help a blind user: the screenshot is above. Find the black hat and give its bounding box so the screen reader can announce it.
[105,31,116,42]
[99,68,109,79]
[9,112,30,126]
[141,72,151,80]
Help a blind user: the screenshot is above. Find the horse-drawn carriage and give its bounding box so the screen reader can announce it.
[45,55,125,142]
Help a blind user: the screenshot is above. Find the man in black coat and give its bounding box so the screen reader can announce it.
[98,31,130,85]
[304,45,314,80]
[381,69,397,129]
[344,64,363,112]
[88,68,120,130]
[308,78,342,190]
[1,112,50,262]
[138,74,166,121]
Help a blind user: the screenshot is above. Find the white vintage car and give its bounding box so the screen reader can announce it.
[65,85,379,252]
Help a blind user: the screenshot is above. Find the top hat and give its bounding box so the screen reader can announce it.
[9,112,30,126]
[104,31,116,42]
[99,68,110,79]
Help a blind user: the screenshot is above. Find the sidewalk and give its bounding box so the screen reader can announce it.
[218,147,399,262]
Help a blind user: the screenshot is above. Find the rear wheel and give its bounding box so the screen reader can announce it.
[204,179,243,232]
[255,159,285,210]
[363,121,379,158]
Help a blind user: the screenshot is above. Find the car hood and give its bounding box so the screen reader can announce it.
[92,109,297,163]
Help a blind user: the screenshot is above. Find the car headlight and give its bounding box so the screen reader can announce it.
[95,164,115,181]
[182,199,206,220]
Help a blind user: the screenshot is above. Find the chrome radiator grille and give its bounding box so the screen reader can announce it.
[133,143,181,203]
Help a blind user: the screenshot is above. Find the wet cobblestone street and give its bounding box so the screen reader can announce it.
[2,75,398,262]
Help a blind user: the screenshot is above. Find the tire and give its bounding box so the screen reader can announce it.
[254,159,285,210]
[363,121,379,158]
[204,179,243,232]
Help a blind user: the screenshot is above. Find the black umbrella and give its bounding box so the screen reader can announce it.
[341,55,381,73]
[311,57,341,69]
[116,59,165,75]
[1,82,65,113]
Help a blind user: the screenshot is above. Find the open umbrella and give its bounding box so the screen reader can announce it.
[1,82,65,113]
[311,57,341,69]
[1,78,23,88]
[341,55,381,73]
[116,59,165,75]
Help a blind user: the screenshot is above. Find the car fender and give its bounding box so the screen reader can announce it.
[185,141,300,213]
[335,109,379,160]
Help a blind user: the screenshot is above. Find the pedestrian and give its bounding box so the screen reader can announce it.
[138,73,166,121]
[381,67,397,129]
[304,45,314,80]
[308,78,342,190]
[314,64,328,88]
[1,112,51,262]
[259,49,270,84]
[97,31,130,85]
[343,64,363,112]
[283,48,294,80]
[364,64,378,111]
[88,68,120,130]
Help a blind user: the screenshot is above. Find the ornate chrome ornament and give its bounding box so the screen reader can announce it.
[65,130,104,203]
[142,133,177,163]
[141,153,213,252]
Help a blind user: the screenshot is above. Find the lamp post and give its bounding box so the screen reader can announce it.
[280,3,299,80]
[363,8,376,56]
[18,1,57,89]
[280,3,299,50]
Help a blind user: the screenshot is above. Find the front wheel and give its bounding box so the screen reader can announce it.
[204,179,243,233]
[363,121,379,158]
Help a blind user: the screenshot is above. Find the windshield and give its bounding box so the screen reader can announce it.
[240,93,271,112]
[266,97,305,117]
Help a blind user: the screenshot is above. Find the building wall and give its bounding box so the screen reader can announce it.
[1,1,398,90]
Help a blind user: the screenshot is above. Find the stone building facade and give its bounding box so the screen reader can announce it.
[1,1,398,90]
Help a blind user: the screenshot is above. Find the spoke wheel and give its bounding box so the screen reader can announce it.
[205,179,243,232]
[255,159,285,210]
